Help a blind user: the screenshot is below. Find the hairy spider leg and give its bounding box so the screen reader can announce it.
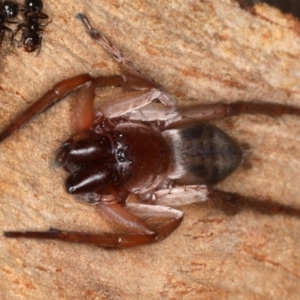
[76,13,175,108]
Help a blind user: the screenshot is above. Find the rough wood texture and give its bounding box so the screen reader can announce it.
[1,1,300,299]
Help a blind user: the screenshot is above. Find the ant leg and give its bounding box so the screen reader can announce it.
[76,13,175,107]
[37,12,50,20]
[2,22,17,45]
[0,25,13,45]
[4,201,183,248]
[12,22,24,41]
[34,31,44,55]
[0,30,4,47]
[175,101,300,124]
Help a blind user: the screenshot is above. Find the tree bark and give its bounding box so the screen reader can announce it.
[0,1,300,299]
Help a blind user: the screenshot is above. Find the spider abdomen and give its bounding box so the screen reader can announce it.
[163,123,243,185]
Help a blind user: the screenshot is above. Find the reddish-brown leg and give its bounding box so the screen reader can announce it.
[0,74,127,143]
[175,101,300,124]
[208,188,300,218]
[4,200,184,248]
[72,80,96,133]
[4,229,156,249]
[124,203,184,242]
[152,185,300,218]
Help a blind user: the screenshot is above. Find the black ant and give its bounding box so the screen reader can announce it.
[0,0,19,46]
[20,0,47,18]
[14,0,49,53]
[2,0,19,18]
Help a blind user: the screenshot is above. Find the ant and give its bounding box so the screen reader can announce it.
[21,0,45,16]
[0,0,19,46]
[2,14,300,248]
[14,0,49,53]
[2,0,18,18]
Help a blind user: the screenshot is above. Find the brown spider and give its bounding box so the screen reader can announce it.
[1,14,300,249]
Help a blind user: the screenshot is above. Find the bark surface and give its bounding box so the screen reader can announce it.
[0,1,300,299]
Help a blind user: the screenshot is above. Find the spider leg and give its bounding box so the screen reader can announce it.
[76,13,176,107]
[74,73,179,123]
[72,79,96,132]
[123,102,179,122]
[0,74,92,142]
[152,185,300,218]
[153,185,210,207]
[124,203,184,242]
[4,229,155,249]
[152,185,240,216]
[208,188,300,218]
[0,74,128,143]
[94,72,180,122]
[152,185,239,215]
[173,101,300,125]
[98,89,166,119]
[4,201,184,248]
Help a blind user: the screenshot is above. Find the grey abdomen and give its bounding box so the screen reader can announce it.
[163,123,243,185]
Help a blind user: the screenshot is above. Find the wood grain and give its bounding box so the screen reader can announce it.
[0,1,300,299]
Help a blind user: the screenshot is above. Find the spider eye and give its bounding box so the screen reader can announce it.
[116,149,127,162]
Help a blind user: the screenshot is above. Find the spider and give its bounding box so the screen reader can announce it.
[2,14,300,249]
